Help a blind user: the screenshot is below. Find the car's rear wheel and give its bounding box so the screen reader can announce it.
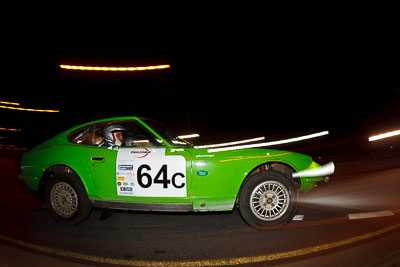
[45,170,92,225]
[239,170,298,230]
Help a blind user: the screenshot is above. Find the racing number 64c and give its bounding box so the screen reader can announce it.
[137,164,185,189]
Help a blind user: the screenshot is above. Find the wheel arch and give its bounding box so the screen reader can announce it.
[235,161,299,207]
[38,164,89,198]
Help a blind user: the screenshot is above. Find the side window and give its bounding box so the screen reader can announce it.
[122,121,165,147]
[93,120,165,148]
[68,127,92,145]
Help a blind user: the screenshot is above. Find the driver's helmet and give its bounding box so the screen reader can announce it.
[103,124,125,146]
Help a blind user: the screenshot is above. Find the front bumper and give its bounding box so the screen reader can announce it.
[293,161,335,191]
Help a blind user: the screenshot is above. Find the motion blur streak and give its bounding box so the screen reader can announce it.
[59,64,171,71]
[178,134,200,139]
[0,101,20,106]
[194,137,266,149]
[208,131,329,152]
[0,105,59,113]
[293,162,335,178]
[0,127,21,132]
[369,129,400,141]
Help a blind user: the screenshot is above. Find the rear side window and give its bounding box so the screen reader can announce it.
[68,127,92,145]
[67,120,166,147]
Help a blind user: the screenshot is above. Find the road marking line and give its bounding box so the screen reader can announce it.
[348,210,394,220]
[0,223,399,266]
[292,214,304,221]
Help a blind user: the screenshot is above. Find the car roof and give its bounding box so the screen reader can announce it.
[67,116,141,132]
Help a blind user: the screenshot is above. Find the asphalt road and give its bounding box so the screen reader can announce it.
[0,150,399,266]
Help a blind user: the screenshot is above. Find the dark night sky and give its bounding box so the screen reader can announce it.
[1,16,399,148]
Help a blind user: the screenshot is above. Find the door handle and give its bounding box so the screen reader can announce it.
[91,157,105,162]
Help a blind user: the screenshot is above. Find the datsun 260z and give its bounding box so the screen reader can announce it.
[19,117,334,230]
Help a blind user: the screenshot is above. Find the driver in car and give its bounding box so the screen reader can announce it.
[103,125,125,147]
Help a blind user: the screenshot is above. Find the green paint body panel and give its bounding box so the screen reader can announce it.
[19,117,325,212]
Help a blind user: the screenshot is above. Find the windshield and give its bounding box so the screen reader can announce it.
[140,119,192,147]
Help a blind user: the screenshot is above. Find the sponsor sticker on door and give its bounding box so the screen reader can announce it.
[116,148,187,197]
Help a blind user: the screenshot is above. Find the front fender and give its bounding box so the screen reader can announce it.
[190,148,313,210]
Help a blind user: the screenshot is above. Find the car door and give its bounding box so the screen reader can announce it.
[85,145,118,199]
[115,147,192,201]
[85,120,193,206]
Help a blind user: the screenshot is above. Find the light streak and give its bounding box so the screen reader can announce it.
[60,64,170,71]
[133,140,150,144]
[194,137,265,149]
[172,140,187,145]
[0,105,59,113]
[208,131,329,153]
[0,127,22,131]
[368,129,400,141]
[0,144,28,150]
[0,101,20,106]
[178,134,200,139]
[292,161,335,178]
[219,152,291,163]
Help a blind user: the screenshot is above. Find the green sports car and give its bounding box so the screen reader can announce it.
[19,117,334,230]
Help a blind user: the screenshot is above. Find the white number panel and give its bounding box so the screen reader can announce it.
[116,148,187,197]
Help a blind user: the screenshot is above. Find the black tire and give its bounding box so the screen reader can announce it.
[44,171,92,225]
[239,170,298,230]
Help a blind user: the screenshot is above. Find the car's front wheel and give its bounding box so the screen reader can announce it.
[45,170,92,225]
[239,170,298,230]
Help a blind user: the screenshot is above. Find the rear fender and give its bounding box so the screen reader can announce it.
[39,163,94,199]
